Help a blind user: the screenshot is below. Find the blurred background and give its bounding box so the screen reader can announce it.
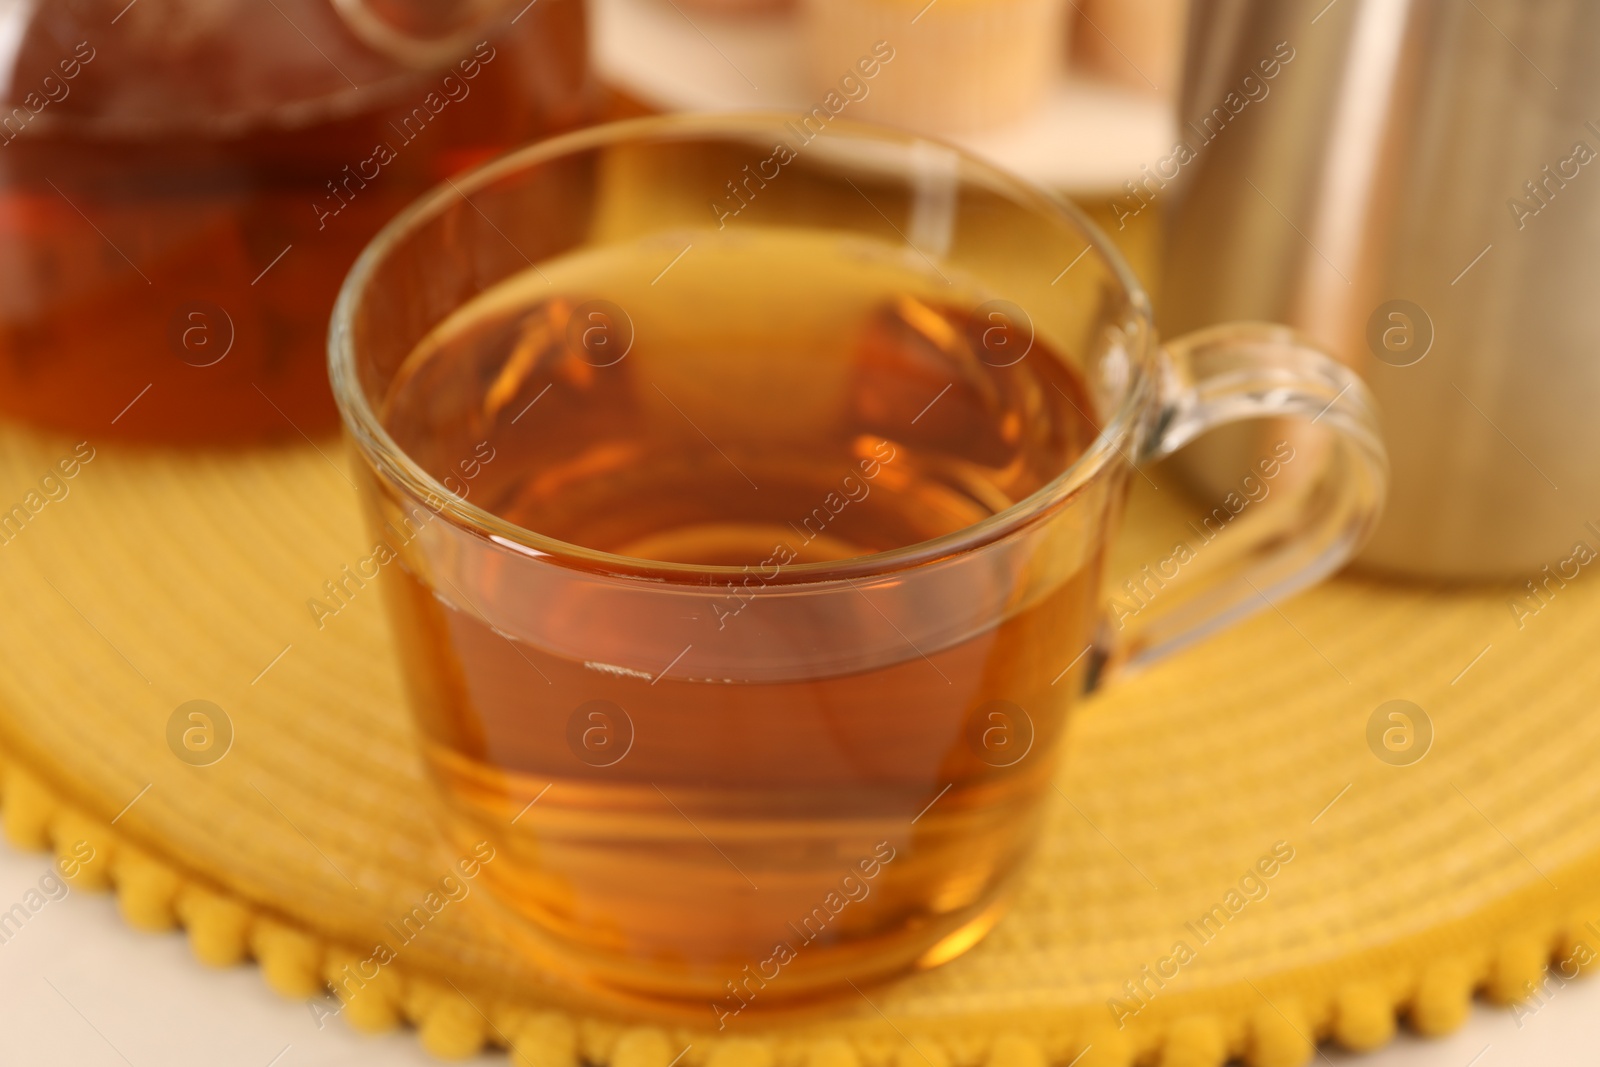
[6,0,1590,580]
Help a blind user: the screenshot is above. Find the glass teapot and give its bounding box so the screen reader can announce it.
[0,0,593,443]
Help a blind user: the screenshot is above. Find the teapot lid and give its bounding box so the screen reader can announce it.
[0,0,522,138]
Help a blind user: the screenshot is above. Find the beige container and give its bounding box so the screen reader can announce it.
[675,0,793,12]
[800,0,1067,135]
[1072,0,1189,98]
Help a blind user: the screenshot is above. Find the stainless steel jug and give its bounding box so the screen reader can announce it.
[1159,0,1600,579]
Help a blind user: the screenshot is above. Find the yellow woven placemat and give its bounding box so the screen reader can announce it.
[0,418,1595,1067]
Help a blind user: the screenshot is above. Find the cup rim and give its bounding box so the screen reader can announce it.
[328,112,1156,583]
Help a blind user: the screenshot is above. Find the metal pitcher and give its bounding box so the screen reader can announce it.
[1159,0,1600,580]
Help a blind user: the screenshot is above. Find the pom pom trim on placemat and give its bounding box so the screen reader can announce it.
[5,745,1598,1067]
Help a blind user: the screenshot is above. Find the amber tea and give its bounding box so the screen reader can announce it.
[374,227,1107,1011]
[0,0,589,444]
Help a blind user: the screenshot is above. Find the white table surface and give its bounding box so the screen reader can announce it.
[0,844,1594,1064]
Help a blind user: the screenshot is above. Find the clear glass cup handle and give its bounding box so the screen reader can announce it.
[1094,322,1389,683]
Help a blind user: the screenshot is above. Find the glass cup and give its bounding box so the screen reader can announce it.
[329,114,1387,1016]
